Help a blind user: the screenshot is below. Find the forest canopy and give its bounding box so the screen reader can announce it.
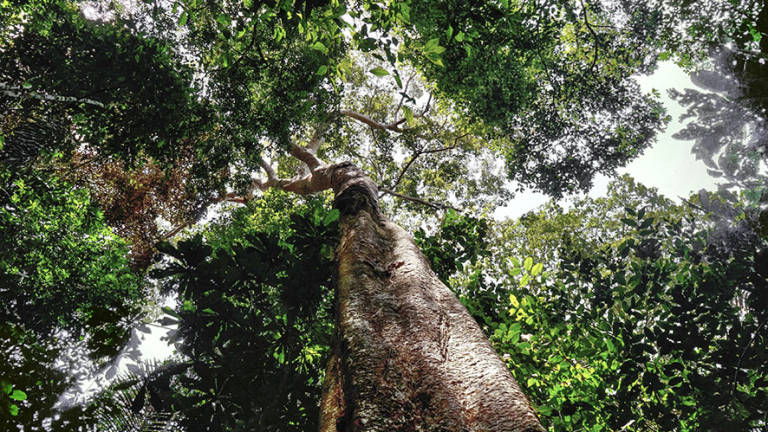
[1,0,767,431]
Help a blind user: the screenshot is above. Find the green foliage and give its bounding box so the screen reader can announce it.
[0,162,146,429]
[1,0,765,430]
[402,1,534,127]
[414,209,489,283]
[0,2,203,166]
[619,0,765,69]
[149,194,338,431]
[0,168,143,339]
[460,176,768,431]
[395,0,668,196]
[0,324,73,430]
[3,0,673,199]
[170,0,345,152]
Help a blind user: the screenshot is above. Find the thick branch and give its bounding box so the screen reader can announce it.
[306,129,324,154]
[290,139,323,170]
[1,82,106,108]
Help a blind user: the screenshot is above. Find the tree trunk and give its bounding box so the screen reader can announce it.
[319,163,545,432]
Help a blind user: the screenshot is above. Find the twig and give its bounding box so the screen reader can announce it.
[678,196,725,220]
[731,320,767,396]
[579,0,599,75]
[388,142,460,191]
[420,92,433,116]
[161,222,189,240]
[389,152,420,192]
[393,71,417,119]
[341,110,405,132]
[379,186,459,212]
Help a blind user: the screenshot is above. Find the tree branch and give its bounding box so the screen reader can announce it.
[393,71,417,119]
[388,142,460,192]
[379,186,459,212]
[420,92,433,117]
[341,110,406,132]
[306,128,324,154]
[731,319,767,396]
[289,133,325,170]
[1,82,106,108]
[579,0,600,75]
[161,222,190,240]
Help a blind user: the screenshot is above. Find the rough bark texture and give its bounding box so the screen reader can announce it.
[319,163,545,432]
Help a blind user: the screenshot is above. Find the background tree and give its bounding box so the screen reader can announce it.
[455,176,768,431]
[0,161,146,430]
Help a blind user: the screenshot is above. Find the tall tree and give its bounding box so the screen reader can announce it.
[0,0,716,429]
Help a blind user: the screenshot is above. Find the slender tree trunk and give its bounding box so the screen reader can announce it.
[319,163,545,432]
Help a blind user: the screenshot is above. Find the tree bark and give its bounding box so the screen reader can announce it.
[319,163,545,432]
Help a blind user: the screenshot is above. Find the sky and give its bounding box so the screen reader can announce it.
[494,61,720,219]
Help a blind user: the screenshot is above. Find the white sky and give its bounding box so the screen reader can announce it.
[494,62,719,219]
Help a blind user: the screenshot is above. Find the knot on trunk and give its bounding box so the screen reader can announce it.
[331,162,380,217]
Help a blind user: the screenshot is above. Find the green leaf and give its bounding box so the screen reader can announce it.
[311,41,328,54]
[402,105,414,125]
[531,262,543,276]
[181,300,196,313]
[520,274,530,287]
[161,306,181,319]
[216,13,231,29]
[524,257,533,272]
[424,38,439,51]
[1,381,11,395]
[22,82,32,89]
[620,218,637,227]
[9,404,18,416]
[369,67,389,77]
[9,390,26,401]
[178,12,188,26]
[316,65,328,75]
[425,53,444,67]
[323,209,340,226]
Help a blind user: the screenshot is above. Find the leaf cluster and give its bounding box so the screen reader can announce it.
[461,176,768,431]
[146,194,339,431]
